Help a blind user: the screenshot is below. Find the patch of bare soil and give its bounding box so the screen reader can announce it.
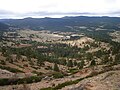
[61,37,94,48]
[62,70,120,90]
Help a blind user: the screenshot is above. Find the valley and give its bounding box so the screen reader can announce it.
[0,16,120,90]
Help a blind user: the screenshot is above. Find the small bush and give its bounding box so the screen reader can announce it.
[0,76,42,86]
[53,72,64,79]
[40,87,54,90]
[32,71,43,76]
[0,60,6,65]
[0,65,23,73]
[68,68,79,74]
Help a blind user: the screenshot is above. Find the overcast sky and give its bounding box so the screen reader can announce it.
[0,0,120,19]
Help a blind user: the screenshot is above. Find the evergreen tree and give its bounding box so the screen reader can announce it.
[90,60,96,66]
[6,56,13,63]
[114,54,120,64]
[53,63,59,71]
[109,57,113,65]
[64,60,67,66]
[16,53,22,60]
[77,60,84,69]
[67,60,73,67]
[74,61,77,66]
[102,55,109,64]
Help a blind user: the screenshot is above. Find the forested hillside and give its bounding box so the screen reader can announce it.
[0,22,9,31]
[1,16,120,31]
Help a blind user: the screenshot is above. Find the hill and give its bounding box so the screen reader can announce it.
[1,16,120,31]
[0,16,120,90]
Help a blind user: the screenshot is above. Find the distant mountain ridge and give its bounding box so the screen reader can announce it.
[1,16,120,31]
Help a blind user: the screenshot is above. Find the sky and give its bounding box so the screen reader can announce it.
[0,0,120,19]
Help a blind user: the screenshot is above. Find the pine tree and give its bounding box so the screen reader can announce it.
[109,57,113,65]
[90,60,96,66]
[67,60,73,67]
[53,63,59,71]
[114,54,120,64]
[6,56,13,63]
[74,61,77,66]
[102,55,109,64]
[77,60,84,69]
[16,53,22,60]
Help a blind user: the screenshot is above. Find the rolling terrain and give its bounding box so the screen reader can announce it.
[0,16,120,90]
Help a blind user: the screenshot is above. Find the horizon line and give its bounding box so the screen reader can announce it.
[0,15,120,19]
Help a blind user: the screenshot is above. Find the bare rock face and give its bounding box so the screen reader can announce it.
[62,70,120,90]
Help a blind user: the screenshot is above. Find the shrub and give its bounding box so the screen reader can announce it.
[68,68,78,74]
[0,60,6,65]
[40,87,54,90]
[53,72,64,79]
[0,76,42,86]
[53,63,59,71]
[0,65,23,73]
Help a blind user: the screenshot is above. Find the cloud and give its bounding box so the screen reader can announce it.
[0,10,13,15]
[1,11,120,19]
[0,9,16,18]
[0,0,120,18]
[26,12,94,16]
